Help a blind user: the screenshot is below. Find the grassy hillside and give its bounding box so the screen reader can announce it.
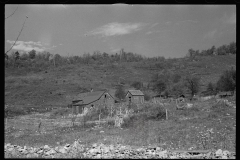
[5,54,236,113]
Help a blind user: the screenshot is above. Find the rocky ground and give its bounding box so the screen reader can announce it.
[5,140,235,159]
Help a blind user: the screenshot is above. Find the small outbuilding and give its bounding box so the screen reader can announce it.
[126,90,144,104]
[71,90,115,115]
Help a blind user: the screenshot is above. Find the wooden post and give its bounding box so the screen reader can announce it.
[76,106,79,115]
[120,105,122,115]
[13,119,16,129]
[110,105,113,117]
[5,118,7,129]
[166,109,168,120]
[38,119,42,134]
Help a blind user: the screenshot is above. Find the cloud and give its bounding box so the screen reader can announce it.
[203,29,217,39]
[146,31,153,35]
[6,40,56,52]
[150,23,159,28]
[87,22,145,37]
[165,21,172,25]
[176,20,198,25]
[146,29,169,35]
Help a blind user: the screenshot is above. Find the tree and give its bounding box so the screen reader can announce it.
[131,81,143,90]
[172,73,181,83]
[184,76,200,99]
[210,45,216,55]
[28,49,36,59]
[20,52,29,60]
[216,45,228,55]
[154,80,166,94]
[216,69,236,92]
[115,85,126,100]
[170,82,184,97]
[206,82,217,95]
[228,42,236,54]
[187,48,196,57]
[5,15,28,55]
[14,51,20,68]
[144,93,151,101]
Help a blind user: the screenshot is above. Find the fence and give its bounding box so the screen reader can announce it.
[4,101,173,134]
[4,117,84,134]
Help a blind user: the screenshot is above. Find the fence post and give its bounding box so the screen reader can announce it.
[14,119,16,129]
[166,109,168,120]
[38,119,42,134]
[5,118,7,129]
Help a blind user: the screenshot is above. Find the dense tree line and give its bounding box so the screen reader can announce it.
[187,41,236,57]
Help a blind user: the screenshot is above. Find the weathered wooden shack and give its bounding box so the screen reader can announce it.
[71,90,115,115]
[126,90,144,104]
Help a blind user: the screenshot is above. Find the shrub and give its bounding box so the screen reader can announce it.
[131,81,143,90]
[115,85,126,100]
[49,108,71,118]
[128,103,138,112]
[107,119,115,127]
[144,93,151,101]
[5,106,27,118]
[121,113,146,128]
[146,105,166,120]
[216,69,236,92]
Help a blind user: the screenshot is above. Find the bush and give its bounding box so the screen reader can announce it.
[49,108,71,118]
[115,85,126,100]
[131,81,143,90]
[216,69,236,92]
[107,119,115,127]
[5,106,27,118]
[146,105,166,120]
[128,103,138,112]
[121,113,146,128]
[144,93,151,101]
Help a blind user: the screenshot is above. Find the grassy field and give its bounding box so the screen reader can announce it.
[4,98,236,151]
[4,54,236,152]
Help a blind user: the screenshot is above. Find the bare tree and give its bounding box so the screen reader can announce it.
[184,76,200,100]
[5,6,18,20]
[5,16,28,55]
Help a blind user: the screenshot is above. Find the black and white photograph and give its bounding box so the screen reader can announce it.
[5,4,236,158]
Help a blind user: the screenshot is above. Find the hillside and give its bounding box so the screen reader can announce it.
[5,54,236,112]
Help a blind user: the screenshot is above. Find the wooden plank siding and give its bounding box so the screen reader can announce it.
[72,91,115,115]
[126,90,144,104]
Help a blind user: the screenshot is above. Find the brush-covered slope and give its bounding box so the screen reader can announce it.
[5,54,236,110]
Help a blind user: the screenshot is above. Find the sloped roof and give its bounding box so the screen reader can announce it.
[106,89,118,100]
[73,90,106,105]
[127,90,144,96]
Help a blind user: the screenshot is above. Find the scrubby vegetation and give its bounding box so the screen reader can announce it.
[4,42,236,153]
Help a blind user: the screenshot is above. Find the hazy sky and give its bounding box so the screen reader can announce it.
[5,4,236,58]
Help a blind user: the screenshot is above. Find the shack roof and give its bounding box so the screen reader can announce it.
[73,90,106,105]
[126,90,144,96]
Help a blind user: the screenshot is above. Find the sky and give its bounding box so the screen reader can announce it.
[5,4,236,58]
